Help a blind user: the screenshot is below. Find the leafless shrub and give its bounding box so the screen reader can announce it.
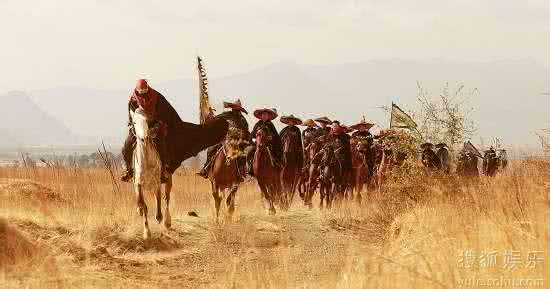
[416,82,477,149]
[97,141,120,195]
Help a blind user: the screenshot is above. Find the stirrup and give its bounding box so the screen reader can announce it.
[196,168,208,179]
[120,170,133,182]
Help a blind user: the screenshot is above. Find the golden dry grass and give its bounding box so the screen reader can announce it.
[0,161,548,289]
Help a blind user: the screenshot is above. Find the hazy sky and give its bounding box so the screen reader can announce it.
[2,0,550,91]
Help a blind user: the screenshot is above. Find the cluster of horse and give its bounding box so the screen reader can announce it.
[127,108,508,239]
[207,125,416,219]
[420,142,508,177]
[205,125,510,220]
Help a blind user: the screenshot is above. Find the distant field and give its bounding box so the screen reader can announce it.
[1,162,548,289]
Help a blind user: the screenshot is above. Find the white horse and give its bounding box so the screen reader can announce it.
[130,108,172,239]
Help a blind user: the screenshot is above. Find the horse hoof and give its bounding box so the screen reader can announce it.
[164,212,172,229]
[143,228,151,239]
[269,208,276,215]
[137,207,144,216]
[156,213,163,224]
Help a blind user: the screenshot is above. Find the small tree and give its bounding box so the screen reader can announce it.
[416,82,477,149]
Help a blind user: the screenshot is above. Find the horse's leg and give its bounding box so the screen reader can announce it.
[163,175,172,229]
[268,183,277,213]
[319,183,325,209]
[305,167,316,209]
[155,185,163,224]
[275,174,284,210]
[345,174,351,201]
[297,172,305,201]
[279,169,287,209]
[292,169,300,196]
[355,169,363,204]
[325,181,338,209]
[289,167,300,207]
[135,184,150,239]
[226,185,238,221]
[211,182,222,223]
[257,182,269,213]
[264,183,277,215]
[284,169,294,209]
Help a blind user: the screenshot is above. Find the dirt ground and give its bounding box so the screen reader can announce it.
[1,166,548,288]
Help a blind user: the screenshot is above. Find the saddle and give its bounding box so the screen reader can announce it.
[224,127,249,161]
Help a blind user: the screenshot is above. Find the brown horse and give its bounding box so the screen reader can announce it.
[253,128,280,214]
[351,138,375,203]
[280,132,303,209]
[207,129,248,222]
[301,140,323,208]
[316,145,343,209]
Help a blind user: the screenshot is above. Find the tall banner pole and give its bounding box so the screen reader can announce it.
[389,102,395,129]
[197,56,214,124]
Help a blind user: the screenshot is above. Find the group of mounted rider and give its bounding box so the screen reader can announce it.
[120,79,509,223]
[188,98,385,211]
[419,140,508,177]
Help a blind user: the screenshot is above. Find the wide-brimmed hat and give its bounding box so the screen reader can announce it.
[315,116,332,124]
[223,99,248,114]
[435,143,448,149]
[350,120,375,131]
[280,114,302,125]
[301,119,318,128]
[342,125,353,134]
[254,108,278,120]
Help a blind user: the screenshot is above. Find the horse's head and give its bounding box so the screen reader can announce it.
[282,132,300,154]
[255,127,270,147]
[130,109,159,142]
[130,108,161,186]
[355,137,372,153]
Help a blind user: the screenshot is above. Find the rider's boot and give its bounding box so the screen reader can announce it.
[120,168,133,182]
[197,163,209,179]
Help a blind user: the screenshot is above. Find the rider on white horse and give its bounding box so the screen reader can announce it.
[121,79,179,183]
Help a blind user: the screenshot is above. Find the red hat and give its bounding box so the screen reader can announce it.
[135,79,149,94]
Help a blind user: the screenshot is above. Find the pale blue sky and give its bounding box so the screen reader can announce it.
[2,0,550,91]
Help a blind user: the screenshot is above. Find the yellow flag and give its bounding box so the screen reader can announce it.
[390,102,418,130]
[198,56,214,124]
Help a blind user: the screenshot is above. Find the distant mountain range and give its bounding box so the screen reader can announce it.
[0,91,82,148]
[3,59,550,151]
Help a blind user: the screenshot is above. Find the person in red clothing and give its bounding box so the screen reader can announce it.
[120,79,179,183]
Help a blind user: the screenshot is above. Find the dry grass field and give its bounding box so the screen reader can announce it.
[1,160,548,289]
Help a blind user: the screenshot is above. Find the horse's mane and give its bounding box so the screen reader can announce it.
[132,109,149,140]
